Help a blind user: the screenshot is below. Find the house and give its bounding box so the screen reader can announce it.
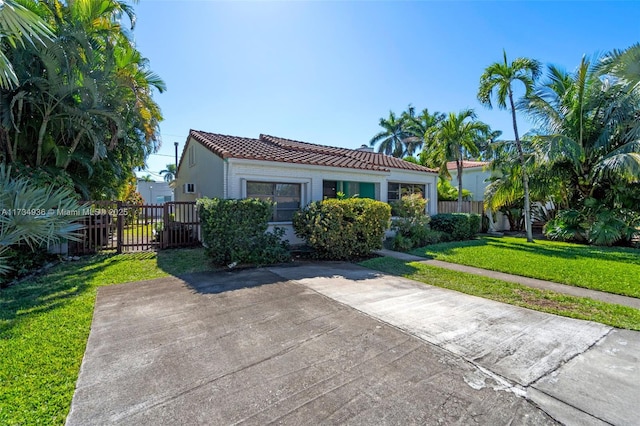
[446,160,510,231]
[446,160,490,202]
[136,181,174,205]
[175,130,439,243]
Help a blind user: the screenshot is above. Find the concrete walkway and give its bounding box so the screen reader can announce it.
[376,248,640,310]
[67,262,640,426]
[273,262,640,426]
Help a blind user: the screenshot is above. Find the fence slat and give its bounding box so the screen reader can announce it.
[69,201,200,255]
[437,201,484,215]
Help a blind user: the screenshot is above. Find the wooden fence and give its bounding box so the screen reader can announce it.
[69,201,200,255]
[437,201,484,215]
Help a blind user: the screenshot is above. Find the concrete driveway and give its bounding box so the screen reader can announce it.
[66,262,639,425]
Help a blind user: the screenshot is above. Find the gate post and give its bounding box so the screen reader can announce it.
[116,201,123,254]
[162,203,170,249]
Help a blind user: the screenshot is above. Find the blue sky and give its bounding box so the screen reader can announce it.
[132,1,640,180]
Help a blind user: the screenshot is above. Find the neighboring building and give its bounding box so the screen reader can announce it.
[136,181,174,205]
[175,130,439,243]
[446,160,490,202]
[447,160,511,231]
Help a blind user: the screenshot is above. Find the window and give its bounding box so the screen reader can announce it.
[322,180,376,199]
[188,146,196,167]
[387,182,425,201]
[247,182,301,222]
[184,183,195,193]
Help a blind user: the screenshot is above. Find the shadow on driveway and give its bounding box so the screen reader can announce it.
[66,265,555,425]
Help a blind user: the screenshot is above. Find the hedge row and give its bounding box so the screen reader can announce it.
[429,213,481,241]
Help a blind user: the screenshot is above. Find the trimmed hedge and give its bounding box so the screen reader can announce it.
[197,197,290,266]
[293,198,391,259]
[430,213,481,241]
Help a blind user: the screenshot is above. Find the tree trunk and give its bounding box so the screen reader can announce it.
[508,90,534,242]
[63,129,85,169]
[457,156,464,213]
[36,115,49,167]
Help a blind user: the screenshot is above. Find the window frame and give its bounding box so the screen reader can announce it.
[246,181,302,222]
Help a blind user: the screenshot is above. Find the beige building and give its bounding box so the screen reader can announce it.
[175,130,439,244]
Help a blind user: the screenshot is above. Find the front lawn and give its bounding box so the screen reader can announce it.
[361,256,640,331]
[409,236,640,298]
[0,248,213,425]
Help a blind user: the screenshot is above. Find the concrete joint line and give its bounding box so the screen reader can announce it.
[530,328,614,387]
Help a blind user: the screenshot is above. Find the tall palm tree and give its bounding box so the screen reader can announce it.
[424,109,490,212]
[369,111,409,157]
[159,163,176,182]
[523,56,640,209]
[403,106,445,157]
[478,50,541,242]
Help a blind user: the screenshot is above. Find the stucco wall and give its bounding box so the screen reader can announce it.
[176,141,439,245]
[448,167,491,201]
[174,137,225,202]
[226,159,438,244]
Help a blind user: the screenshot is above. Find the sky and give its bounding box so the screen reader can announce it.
[131,0,640,180]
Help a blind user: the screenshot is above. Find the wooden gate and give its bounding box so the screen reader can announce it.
[69,201,200,255]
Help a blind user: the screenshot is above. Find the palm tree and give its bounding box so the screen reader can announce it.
[523,56,640,209]
[478,50,541,242]
[424,109,490,212]
[159,164,176,182]
[0,0,52,89]
[369,111,409,157]
[138,174,153,182]
[403,106,445,157]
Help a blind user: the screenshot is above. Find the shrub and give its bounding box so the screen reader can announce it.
[197,197,290,266]
[0,165,86,278]
[293,198,391,259]
[468,213,482,235]
[430,213,479,241]
[545,206,640,247]
[390,193,427,218]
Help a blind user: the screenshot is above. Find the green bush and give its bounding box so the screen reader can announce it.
[544,205,640,247]
[197,198,290,266]
[390,193,427,218]
[430,213,479,241]
[391,220,443,251]
[0,165,86,277]
[293,198,391,259]
[468,213,482,235]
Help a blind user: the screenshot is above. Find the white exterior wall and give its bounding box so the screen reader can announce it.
[226,159,438,244]
[174,137,225,202]
[448,167,491,202]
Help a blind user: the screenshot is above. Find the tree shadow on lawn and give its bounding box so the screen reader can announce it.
[419,236,640,265]
[0,256,114,336]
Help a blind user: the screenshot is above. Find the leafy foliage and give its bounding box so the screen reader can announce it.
[389,193,442,251]
[197,198,290,266]
[429,213,480,241]
[0,165,87,278]
[422,109,491,212]
[437,177,472,201]
[293,198,391,259]
[0,0,164,198]
[544,200,640,247]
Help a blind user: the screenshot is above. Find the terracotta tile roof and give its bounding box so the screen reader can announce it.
[446,160,489,170]
[189,130,437,173]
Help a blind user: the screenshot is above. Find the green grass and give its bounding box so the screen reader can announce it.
[409,236,640,298]
[0,248,213,425]
[361,256,640,331]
